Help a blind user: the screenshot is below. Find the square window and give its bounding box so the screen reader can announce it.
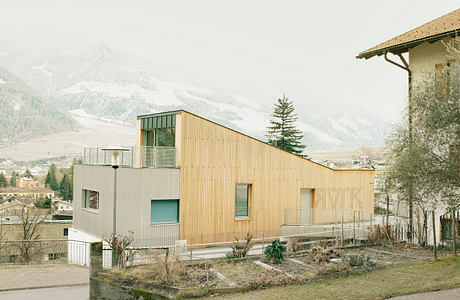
[235,184,251,218]
[83,190,99,210]
[151,200,179,223]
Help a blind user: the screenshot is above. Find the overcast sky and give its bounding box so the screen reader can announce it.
[1,1,459,122]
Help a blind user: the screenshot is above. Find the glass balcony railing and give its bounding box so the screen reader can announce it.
[83,146,176,168]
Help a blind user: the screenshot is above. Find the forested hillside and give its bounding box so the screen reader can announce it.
[0,66,76,144]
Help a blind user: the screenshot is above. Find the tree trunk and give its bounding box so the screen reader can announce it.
[386,194,390,227]
[432,210,437,259]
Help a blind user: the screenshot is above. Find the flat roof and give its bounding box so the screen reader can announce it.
[357,8,460,59]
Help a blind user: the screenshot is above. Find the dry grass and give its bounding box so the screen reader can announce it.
[211,256,460,300]
[213,260,294,288]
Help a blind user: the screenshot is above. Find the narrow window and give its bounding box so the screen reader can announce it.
[82,190,99,210]
[235,184,251,218]
[151,200,179,223]
[63,228,68,236]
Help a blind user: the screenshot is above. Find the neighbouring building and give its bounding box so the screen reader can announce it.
[0,187,54,201]
[70,110,374,261]
[357,8,460,245]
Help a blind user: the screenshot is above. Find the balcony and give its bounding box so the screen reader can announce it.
[83,146,176,168]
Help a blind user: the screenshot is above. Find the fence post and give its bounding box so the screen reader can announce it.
[189,239,193,261]
[262,232,265,255]
[335,208,338,225]
[353,211,356,246]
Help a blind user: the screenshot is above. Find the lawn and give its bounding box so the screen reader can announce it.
[211,256,460,300]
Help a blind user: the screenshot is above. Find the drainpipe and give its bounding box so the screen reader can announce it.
[384,51,414,242]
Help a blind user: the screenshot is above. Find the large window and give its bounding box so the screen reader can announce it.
[145,128,175,147]
[83,190,99,210]
[151,199,179,223]
[235,184,251,218]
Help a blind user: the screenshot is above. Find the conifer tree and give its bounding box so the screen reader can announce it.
[266,95,306,156]
[23,169,32,179]
[0,173,8,188]
[9,171,17,187]
[45,164,58,191]
[59,173,73,201]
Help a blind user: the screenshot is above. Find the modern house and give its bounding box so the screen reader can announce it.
[357,8,460,244]
[70,110,374,253]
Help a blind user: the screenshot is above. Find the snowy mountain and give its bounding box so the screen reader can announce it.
[0,42,390,150]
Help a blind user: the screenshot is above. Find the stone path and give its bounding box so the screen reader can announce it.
[390,288,460,300]
[0,264,89,291]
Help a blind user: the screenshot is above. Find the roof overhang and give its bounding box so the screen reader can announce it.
[357,29,460,59]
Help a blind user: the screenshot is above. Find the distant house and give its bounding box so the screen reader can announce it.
[53,200,73,212]
[357,8,460,245]
[0,187,54,201]
[70,109,374,264]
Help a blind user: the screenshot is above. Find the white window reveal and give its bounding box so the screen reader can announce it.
[83,190,99,210]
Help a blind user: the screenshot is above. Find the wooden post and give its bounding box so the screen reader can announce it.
[432,210,437,259]
[189,240,193,261]
[452,208,457,256]
[262,232,265,255]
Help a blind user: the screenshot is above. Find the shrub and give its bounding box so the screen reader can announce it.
[227,233,254,259]
[344,251,376,269]
[366,224,395,243]
[264,240,287,264]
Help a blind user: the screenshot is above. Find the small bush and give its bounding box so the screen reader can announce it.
[226,232,254,259]
[264,240,287,264]
[367,225,395,243]
[344,251,376,269]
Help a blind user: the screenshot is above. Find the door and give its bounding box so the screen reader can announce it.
[300,188,313,225]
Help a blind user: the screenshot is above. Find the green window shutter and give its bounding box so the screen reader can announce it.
[235,184,250,217]
[151,200,179,223]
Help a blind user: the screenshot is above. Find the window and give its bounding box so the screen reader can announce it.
[235,184,251,218]
[145,128,175,147]
[151,200,179,223]
[63,228,68,236]
[83,190,99,210]
[48,253,66,261]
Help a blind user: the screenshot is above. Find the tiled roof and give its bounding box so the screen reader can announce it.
[357,8,460,59]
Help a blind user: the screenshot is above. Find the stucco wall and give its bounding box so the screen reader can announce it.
[409,36,459,88]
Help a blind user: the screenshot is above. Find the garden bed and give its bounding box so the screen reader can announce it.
[97,243,446,298]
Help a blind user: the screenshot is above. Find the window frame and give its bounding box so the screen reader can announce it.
[235,183,251,220]
[82,189,100,211]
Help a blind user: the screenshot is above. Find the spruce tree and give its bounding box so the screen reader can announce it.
[266,95,306,156]
[23,169,32,179]
[0,173,8,188]
[59,173,73,201]
[9,171,17,187]
[45,164,58,191]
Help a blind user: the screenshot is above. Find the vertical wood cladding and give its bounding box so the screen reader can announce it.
[178,111,374,244]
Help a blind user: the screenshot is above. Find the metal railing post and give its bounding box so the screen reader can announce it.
[353,210,356,245]
[341,211,344,247]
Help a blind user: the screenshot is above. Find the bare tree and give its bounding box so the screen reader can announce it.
[9,205,48,263]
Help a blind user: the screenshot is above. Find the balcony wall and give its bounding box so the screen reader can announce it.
[83,146,176,168]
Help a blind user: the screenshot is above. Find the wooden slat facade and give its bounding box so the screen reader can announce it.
[172,111,374,244]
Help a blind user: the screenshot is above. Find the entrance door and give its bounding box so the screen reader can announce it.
[300,188,313,225]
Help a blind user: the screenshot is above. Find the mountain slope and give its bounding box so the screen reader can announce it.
[0,43,390,150]
[0,66,76,144]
